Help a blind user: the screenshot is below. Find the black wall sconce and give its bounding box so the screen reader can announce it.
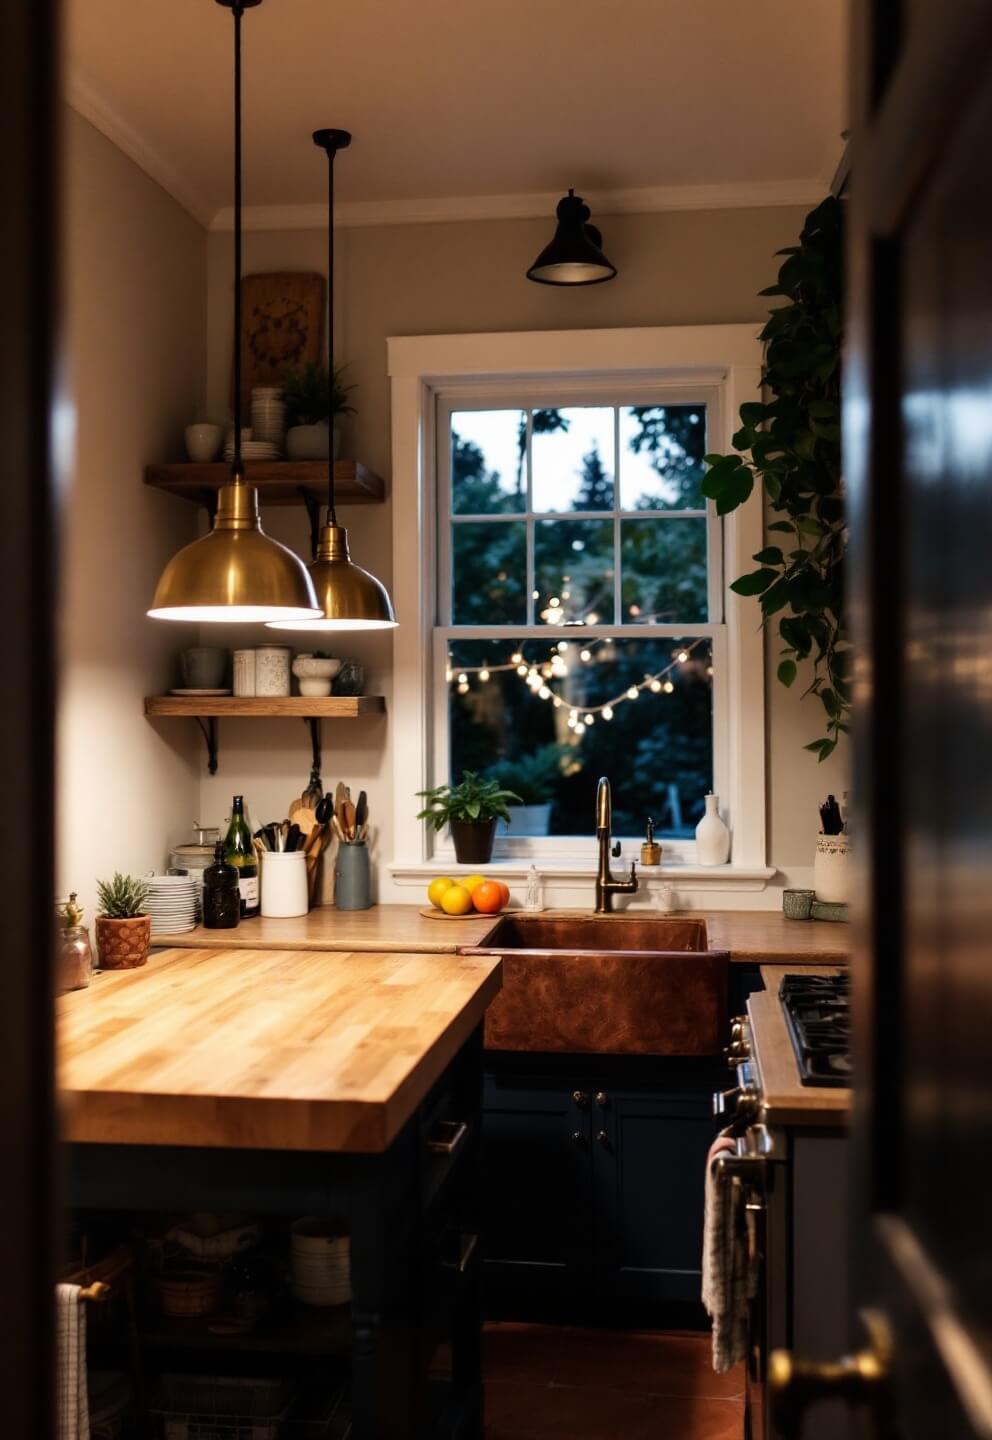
[526,189,617,286]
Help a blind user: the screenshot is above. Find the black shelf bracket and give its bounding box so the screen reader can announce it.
[195,717,219,775]
[306,717,322,784]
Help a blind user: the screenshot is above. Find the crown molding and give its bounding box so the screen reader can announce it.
[210,177,829,232]
[67,70,213,228]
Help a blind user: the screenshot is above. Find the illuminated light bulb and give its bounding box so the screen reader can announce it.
[497,570,507,581]
[663,679,675,694]
[538,685,551,700]
[445,667,453,682]
[478,668,490,682]
[457,682,469,694]
[650,679,662,693]
[579,648,592,662]
[561,589,571,600]
[629,604,641,616]
[602,705,614,721]
[532,589,540,600]
[551,656,567,677]
[511,652,523,665]
[549,597,560,609]
[604,637,613,645]
[541,663,553,678]
[627,686,639,700]
[585,612,599,625]
[458,672,468,685]
[557,641,569,653]
[553,697,563,708]
[584,714,594,727]
[706,665,714,677]
[569,709,579,723]
[516,663,528,677]
[677,649,689,663]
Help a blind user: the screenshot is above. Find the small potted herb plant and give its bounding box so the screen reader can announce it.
[95,873,151,970]
[417,772,522,865]
[281,362,356,460]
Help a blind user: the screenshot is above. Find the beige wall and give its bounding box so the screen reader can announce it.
[203,206,846,895]
[58,112,206,919]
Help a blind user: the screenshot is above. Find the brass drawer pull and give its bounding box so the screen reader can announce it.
[442,1232,479,1274]
[427,1119,468,1155]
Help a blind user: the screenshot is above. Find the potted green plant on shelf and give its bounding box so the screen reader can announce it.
[281,362,357,460]
[486,744,568,837]
[417,772,522,864]
[95,873,151,971]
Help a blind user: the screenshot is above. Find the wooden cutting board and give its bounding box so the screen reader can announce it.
[237,272,325,414]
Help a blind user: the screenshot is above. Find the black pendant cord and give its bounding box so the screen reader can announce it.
[231,1,244,480]
[325,144,336,526]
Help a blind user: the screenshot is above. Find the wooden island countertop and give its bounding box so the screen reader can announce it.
[58,946,501,1153]
[748,964,851,1126]
[154,904,849,965]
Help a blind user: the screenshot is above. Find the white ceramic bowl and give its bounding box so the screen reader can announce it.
[292,657,342,679]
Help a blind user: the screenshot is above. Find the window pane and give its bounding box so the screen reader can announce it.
[535,518,614,626]
[621,517,708,623]
[451,409,527,514]
[532,406,614,513]
[447,637,713,838]
[452,521,527,623]
[619,405,707,511]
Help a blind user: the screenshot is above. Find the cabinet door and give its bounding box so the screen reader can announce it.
[592,1088,712,1307]
[481,1075,592,1303]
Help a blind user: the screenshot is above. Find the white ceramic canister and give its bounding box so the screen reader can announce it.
[695,793,731,865]
[260,850,308,918]
[813,834,850,903]
[232,648,256,697]
[254,644,291,697]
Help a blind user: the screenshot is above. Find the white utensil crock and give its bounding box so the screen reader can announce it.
[260,851,308,918]
[813,834,850,903]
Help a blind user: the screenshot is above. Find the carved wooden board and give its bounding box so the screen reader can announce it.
[237,272,324,414]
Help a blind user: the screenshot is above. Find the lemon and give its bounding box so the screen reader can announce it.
[427,877,455,909]
[440,884,472,916]
[461,874,487,897]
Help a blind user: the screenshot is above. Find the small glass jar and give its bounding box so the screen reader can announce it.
[58,925,93,992]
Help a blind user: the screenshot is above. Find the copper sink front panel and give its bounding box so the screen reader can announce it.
[477,914,709,953]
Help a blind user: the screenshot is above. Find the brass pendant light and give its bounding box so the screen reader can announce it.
[149,0,319,623]
[267,129,397,632]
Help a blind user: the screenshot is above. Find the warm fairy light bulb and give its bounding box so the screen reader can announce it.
[585,613,598,625]
[580,649,591,662]
[650,679,662,693]
[706,665,714,676]
[557,641,569,653]
[553,697,563,708]
[629,604,641,616]
[569,709,579,723]
[457,681,469,694]
[602,705,614,721]
[561,590,571,600]
[532,589,540,600]
[627,686,639,700]
[548,597,560,609]
[663,679,675,694]
[538,685,551,700]
[677,649,689,663]
[551,656,568,677]
[541,663,553,678]
[511,652,523,665]
[516,663,528,677]
[458,672,468,685]
[478,668,490,682]
[584,714,594,726]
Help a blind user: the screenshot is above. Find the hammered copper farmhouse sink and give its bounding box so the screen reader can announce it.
[462,913,728,1057]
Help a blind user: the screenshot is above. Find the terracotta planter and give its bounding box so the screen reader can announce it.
[450,818,497,865]
[95,913,151,970]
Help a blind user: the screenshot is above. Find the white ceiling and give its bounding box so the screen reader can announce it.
[66,0,847,229]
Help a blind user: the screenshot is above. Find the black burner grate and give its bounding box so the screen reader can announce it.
[779,973,852,1087]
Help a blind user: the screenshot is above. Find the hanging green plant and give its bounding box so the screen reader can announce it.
[702,195,847,760]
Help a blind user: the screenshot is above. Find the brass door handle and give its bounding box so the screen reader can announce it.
[571,1130,586,1144]
[596,1129,610,1146]
[770,1310,892,1440]
[594,1090,609,1106]
[572,1090,588,1107]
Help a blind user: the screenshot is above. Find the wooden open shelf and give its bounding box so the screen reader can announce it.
[145,460,384,506]
[145,695,384,718]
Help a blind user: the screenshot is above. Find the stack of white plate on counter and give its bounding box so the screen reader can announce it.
[290,1218,351,1307]
[145,874,201,935]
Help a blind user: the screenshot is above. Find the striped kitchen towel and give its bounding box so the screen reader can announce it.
[56,1284,90,1440]
[701,1131,750,1374]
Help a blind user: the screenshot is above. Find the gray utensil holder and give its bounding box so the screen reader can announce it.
[335,842,370,910]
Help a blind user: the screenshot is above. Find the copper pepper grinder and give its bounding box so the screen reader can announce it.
[640,817,662,867]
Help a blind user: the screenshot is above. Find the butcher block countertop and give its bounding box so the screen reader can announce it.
[748,964,851,1127]
[58,947,502,1153]
[155,905,849,965]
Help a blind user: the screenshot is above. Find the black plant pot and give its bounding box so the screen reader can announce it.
[450,818,497,865]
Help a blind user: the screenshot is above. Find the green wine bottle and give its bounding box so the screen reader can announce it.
[223,794,259,919]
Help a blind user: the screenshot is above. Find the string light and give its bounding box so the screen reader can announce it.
[602,705,614,721]
[663,679,675,694]
[478,668,490,682]
[626,686,639,700]
[580,649,592,662]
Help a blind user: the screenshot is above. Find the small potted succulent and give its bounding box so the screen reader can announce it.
[281,363,356,460]
[95,873,151,970]
[417,772,521,865]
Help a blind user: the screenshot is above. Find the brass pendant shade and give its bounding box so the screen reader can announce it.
[149,481,320,622]
[267,523,397,631]
[148,0,319,625]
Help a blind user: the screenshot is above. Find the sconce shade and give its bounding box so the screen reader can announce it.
[267,523,397,631]
[527,189,617,286]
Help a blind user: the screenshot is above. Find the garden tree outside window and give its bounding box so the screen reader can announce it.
[438,397,724,845]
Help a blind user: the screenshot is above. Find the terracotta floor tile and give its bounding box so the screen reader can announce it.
[650,1393,745,1440]
[484,1322,564,1383]
[485,1380,668,1440]
[554,1327,744,1399]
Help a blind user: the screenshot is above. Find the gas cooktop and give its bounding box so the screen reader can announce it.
[779,973,852,1087]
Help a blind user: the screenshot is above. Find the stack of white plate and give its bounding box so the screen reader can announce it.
[145,874,200,935]
[222,439,280,463]
[251,386,286,447]
[290,1218,351,1307]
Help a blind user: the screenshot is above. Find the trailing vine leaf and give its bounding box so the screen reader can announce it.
[704,195,848,758]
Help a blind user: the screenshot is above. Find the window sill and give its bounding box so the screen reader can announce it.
[388,859,777,894]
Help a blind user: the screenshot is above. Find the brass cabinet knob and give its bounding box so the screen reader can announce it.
[594,1091,609,1106]
[596,1129,610,1145]
[572,1090,588,1107]
[770,1311,891,1440]
[571,1130,585,1144]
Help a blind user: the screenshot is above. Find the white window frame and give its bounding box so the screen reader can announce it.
[386,326,771,895]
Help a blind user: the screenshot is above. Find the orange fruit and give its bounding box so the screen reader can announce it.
[440,884,472,916]
[427,877,454,909]
[491,880,511,909]
[472,880,505,914]
[461,874,487,897]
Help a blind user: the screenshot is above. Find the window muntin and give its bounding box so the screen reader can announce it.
[439,397,722,845]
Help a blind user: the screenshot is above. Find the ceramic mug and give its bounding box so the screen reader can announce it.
[232,649,256,697]
[180,647,227,689]
[185,423,223,463]
[254,645,291,697]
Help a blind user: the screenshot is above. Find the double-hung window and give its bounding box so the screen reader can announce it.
[388,327,768,886]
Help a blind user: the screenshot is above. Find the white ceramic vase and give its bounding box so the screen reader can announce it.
[813,834,850,903]
[695,793,731,865]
